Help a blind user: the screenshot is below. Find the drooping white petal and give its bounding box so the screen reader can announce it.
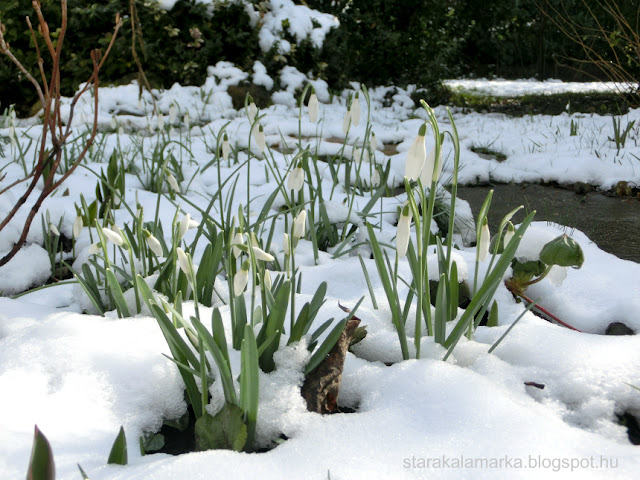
[308,93,319,123]
[234,262,250,295]
[102,227,124,247]
[49,223,60,237]
[263,270,272,290]
[342,108,351,135]
[252,246,275,262]
[287,167,304,192]
[420,146,437,185]
[293,210,307,239]
[232,231,245,258]
[396,205,412,258]
[478,219,490,262]
[167,173,180,193]
[351,94,361,126]
[169,104,177,124]
[222,134,230,162]
[88,243,101,255]
[248,102,258,124]
[146,234,164,257]
[370,132,377,152]
[73,216,83,239]
[405,126,427,181]
[177,247,190,275]
[253,123,266,153]
[283,233,290,256]
[503,221,515,246]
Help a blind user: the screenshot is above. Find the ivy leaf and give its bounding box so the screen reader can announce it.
[195,403,247,452]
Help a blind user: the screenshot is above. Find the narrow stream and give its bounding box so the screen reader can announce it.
[457,184,640,263]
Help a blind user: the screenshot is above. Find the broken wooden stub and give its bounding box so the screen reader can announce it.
[301,317,361,414]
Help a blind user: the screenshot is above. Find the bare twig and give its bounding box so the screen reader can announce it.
[0,0,122,268]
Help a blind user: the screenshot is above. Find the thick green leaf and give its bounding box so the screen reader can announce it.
[258,280,290,373]
[195,404,247,452]
[240,324,259,448]
[305,318,346,375]
[107,426,127,465]
[434,273,447,345]
[105,269,130,318]
[27,426,55,480]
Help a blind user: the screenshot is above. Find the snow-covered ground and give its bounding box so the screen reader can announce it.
[0,63,638,479]
[444,78,629,97]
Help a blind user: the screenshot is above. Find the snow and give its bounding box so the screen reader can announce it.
[1,22,640,480]
[444,78,632,97]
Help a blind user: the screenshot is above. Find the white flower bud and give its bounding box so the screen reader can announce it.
[504,221,515,246]
[293,209,307,239]
[351,93,361,126]
[49,223,60,236]
[370,132,377,152]
[102,227,124,247]
[167,173,180,193]
[372,168,381,187]
[178,213,198,240]
[110,116,117,130]
[248,102,257,124]
[231,230,245,258]
[263,270,272,290]
[342,107,351,135]
[222,133,230,162]
[283,233,290,256]
[253,123,266,153]
[234,260,250,295]
[169,104,177,124]
[288,166,304,192]
[184,113,191,130]
[88,243,101,255]
[176,247,190,276]
[145,231,164,257]
[157,113,164,130]
[252,246,275,262]
[420,146,437,185]
[308,92,319,123]
[405,124,427,181]
[478,219,490,262]
[73,215,83,239]
[396,204,412,258]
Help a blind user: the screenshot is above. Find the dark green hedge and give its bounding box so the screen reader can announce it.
[1,0,638,115]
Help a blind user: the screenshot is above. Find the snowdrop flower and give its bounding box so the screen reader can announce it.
[419,146,441,186]
[222,133,230,162]
[370,132,377,152]
[118,126,124,137]
[504,221,515,246]
[184,113,191,130]
[144,230,164,257]
[157,113,164,130]
[371,168,381,187]
[73,215,83,239]
[288,164,304,192]
[548,265,568,287]
[396,204,412,258]
[110,116,117,130]
[88,243,101,255]
[263,270,272,290]
[169,104,177,124]
[252,246,275,262]
[102,227,124,247]
[293,209,307,239]
[247,101,258,124]
[176,247,190,276]
[231,229,245,258]
[308,91,319,123]
[234,260,250,296]
[283,233,290,256]
[478,218,490,262]
[351,93,361,126]
[253,123,266,153]
[342,107,351,135]
[9,125,15,149]
[178,213,199,240]
[405,124,427,181]
[166,173,180,193]
[49,223,60,236]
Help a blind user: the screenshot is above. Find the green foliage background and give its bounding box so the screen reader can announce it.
[1,0,638,114]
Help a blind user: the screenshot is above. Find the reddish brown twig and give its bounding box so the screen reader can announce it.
[0,1,122,268]
[518,291,582,332]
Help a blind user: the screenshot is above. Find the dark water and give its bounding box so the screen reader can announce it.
[457,184,640,263]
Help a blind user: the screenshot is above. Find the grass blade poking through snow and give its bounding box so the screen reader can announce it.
[27,426,55,480]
